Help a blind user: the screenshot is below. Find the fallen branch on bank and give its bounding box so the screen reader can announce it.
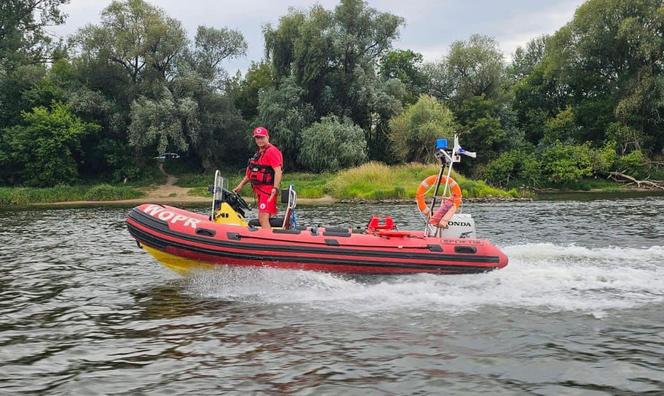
[608,172,664,190]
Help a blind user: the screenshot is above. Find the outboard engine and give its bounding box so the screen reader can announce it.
[436,213,476,239]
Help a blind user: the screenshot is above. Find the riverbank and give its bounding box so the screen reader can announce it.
[24,195,536,209]
[2,162,658,209]
[19,188,664,209]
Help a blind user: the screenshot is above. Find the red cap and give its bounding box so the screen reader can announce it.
[252,126,269,137]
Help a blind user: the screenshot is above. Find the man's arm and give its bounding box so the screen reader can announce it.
[273,166,282,190]
[268,166,282,202]
[233,176,250,193]
[438,204,457,227]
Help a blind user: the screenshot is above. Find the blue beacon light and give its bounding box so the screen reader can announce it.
[435,138,448,150]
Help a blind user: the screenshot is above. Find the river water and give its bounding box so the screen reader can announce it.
[1,196,663,394]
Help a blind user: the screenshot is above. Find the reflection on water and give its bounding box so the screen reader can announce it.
[1,197,663,394]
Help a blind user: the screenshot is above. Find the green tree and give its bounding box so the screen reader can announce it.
[421,61,454,102]
[380,49,427,104]
[174,72,248,168]
[72,0,247,172]
[256,76,314,169]
[421,34,514,171]
[4,103,99,186]
[455,95,513,167]
[388,95,456,163]
[0,0,69,131]
[193,26,247,82]
[0,64,50,127]
[263,0,404,159]
[58,58,137,180]
[542,107,581,145]
[366,77,404,162]
[484,148,541,188]
[75,0,186,84]
[128,88,199,155]
[70,0,189,173]
[0,0,68,67]
[230,61,273,121]
[508,35,548,81]
[511,62,567,145]
[446,34,505,104]
[299,116,367,172]
[530,0,664,151]
[74,0,187,85]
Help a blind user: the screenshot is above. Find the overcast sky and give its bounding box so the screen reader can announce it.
[49,0,585,75]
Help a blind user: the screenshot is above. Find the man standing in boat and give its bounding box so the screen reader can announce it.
[233,126,283,229]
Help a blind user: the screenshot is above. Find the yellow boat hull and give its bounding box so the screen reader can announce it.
[142,245,217,275]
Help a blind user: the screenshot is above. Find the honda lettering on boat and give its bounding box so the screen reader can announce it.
[447,221,472,227]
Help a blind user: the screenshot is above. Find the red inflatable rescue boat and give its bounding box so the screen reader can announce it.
[127,203,507,275]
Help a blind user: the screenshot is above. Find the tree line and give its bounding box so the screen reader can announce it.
[0,0,662,188]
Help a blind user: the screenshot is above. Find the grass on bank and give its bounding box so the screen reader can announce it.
[186,162,522,200]
[326,162,520,199]
[0,184,144,206]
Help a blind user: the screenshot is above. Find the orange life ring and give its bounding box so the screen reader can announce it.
[415,175,462,218]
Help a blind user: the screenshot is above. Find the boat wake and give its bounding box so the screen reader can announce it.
[183,243,664,315]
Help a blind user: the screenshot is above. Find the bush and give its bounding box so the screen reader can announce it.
[4,103,100,187]
[589,143,618,175]
[388,95,456,162]
[539,142,593,186]
[298,116,367,172]
[483,148,541,188]
[617,150,648,178]
[606,122,646,155]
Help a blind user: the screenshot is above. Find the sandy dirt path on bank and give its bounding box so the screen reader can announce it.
[32,164,209,207]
